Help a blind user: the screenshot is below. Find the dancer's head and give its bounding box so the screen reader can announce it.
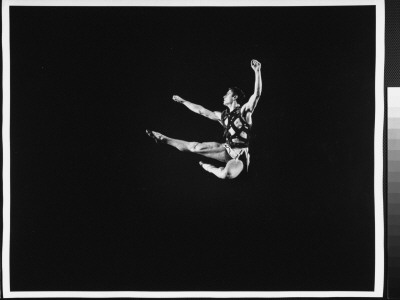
[223,87,245,107]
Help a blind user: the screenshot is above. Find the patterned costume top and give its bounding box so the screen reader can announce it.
[221,106,251,149]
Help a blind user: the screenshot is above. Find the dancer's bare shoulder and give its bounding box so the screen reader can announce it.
[240,105,253,126]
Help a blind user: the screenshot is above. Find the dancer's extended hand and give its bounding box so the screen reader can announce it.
[251,59,261,72]
[172,95,185,103]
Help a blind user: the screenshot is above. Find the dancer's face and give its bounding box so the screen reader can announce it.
[223,90,237,106]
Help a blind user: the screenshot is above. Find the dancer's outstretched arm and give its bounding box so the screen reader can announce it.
[242,59,262,113]
[172,95,221,122]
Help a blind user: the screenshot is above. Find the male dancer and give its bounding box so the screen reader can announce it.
[146,59,262,179]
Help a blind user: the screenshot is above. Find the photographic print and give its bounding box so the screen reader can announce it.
[2,0,385,298]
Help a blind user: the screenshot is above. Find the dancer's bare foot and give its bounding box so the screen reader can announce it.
[199,161,209,172]
[145,130,165,143]
[172,95,185,103]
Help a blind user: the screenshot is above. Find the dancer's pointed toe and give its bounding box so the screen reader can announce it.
[146,129,159,143]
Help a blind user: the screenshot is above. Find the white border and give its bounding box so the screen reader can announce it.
[2,0,385,298]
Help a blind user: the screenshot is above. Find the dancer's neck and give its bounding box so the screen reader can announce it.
[227,102,240,112]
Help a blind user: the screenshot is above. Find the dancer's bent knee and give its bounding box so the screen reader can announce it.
[225,159,244,179]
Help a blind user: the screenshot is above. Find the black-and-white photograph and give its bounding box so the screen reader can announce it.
[2,0,385,298]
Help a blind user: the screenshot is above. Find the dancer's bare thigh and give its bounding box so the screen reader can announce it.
[192,142,229,163]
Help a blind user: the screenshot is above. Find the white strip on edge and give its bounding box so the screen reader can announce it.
[2,0,385,298]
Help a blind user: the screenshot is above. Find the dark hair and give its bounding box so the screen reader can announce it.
[229,87,246,104]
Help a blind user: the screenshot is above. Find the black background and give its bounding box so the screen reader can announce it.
[9,6,376,291]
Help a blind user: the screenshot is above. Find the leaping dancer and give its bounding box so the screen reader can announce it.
[146,59,262,179]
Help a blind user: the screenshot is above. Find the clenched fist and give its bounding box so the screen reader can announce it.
[251,59,261,72]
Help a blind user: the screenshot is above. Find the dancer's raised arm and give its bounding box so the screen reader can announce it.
[243,59,262,113]
[172,95,221,122]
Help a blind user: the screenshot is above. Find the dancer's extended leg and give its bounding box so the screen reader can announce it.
[199,159,244,179]
[146,130,227,162]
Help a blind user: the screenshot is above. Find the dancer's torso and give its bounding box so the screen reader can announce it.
[221,106,251,149]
